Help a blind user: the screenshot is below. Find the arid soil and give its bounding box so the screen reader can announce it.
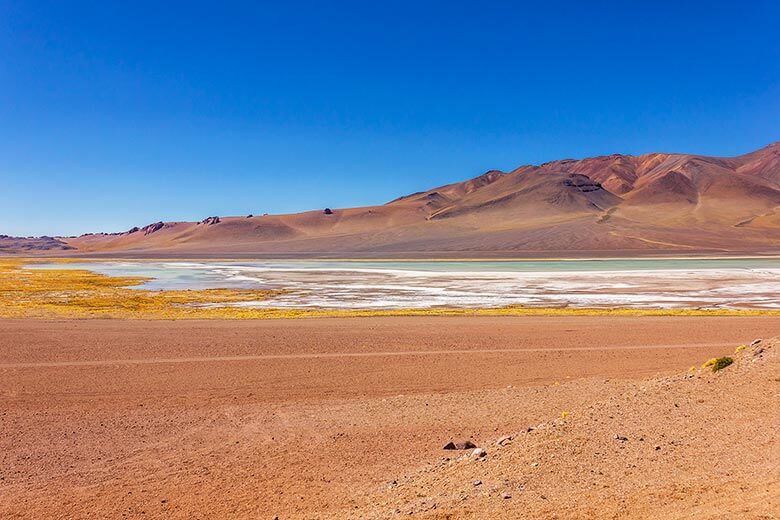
[358,337,779,520]
[0,316,777,519]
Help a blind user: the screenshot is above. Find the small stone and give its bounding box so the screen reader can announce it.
[501,492,512,499]
[472,480,482,486]
[443,440,477,450]
[654,445,661,451]
[750,339,762,346]
[496,435,513,446]
[613,434,628,442]
[472,448,487,458]
[531,462,539,467]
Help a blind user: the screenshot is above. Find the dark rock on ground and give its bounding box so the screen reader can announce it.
[443,440,477,450]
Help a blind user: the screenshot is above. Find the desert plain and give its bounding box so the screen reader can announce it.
[1,314,778,519]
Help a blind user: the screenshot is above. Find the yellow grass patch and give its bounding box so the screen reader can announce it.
[0,258,282,319]
[1,258,779,320]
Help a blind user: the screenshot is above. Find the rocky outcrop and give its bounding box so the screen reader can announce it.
[199,216,221,225]
[562,174,607,193]
[141,222,166,235]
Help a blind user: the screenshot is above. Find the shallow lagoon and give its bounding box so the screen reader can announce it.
[35,258,780,310]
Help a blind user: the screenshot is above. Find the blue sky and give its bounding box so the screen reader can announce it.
[1,1,779,236]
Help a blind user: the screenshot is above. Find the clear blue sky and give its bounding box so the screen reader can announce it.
[1,1,778,236]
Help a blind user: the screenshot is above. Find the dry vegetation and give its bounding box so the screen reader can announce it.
[0,258,283,319]
[702,356,735,372]
[1,258,779,319]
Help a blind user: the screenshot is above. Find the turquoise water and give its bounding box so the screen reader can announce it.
[34,258,780,309]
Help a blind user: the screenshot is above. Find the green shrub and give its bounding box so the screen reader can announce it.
[710,356,734,372]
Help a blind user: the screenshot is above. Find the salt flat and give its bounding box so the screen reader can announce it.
[34,257,780,309]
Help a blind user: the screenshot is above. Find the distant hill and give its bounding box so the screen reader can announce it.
[8,142,780,257]
[0,235,74,254]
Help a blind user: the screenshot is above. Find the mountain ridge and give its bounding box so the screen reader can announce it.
[5,142,780,257]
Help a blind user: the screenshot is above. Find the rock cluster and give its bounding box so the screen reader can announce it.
[141,222,165,235]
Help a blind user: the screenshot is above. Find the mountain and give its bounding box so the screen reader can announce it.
[0,235,74,254]
[9,142,780,257]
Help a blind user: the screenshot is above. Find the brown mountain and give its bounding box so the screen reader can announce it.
[15,142,780,257]
[0,235,74,254]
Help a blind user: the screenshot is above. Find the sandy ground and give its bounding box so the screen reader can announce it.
[0,316,778,519]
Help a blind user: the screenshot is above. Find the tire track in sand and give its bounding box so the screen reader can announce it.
[0,342,731,368]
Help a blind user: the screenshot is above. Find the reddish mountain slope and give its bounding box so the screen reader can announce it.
[16,141,780,257]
